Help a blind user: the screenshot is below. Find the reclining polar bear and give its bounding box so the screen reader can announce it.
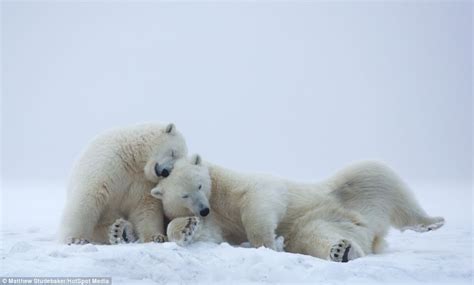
[58,123,187,244]
[151,155,444,262]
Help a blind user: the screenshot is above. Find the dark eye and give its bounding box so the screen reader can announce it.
[182,195,189,199]
[198,185,202,190]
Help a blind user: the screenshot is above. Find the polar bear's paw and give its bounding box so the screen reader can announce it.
[66,237,90,245]
[151,234,168,243]
[167,216,200,246]
[179,217,200,245]
[402,217,445,233]
[109,218,137,244]
[329,239,353,263]
[274,236,285,252]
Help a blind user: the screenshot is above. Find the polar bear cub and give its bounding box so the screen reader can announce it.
[59,123,187,244]
[151,155,444,262]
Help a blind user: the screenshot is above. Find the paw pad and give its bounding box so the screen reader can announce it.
[330,239,352,263]
[169,216,200,245]
[403,219,445,233]
[182,217,199,242]
[152,234,168,243]
[67,237,90,245]
[108,218,137,244]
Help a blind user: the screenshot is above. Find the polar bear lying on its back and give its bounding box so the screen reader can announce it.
[151,155,444,262]
[59,123,188,245]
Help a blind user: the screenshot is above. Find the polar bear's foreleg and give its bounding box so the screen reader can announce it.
[240,187,288,250]
[167,216,200,245]
[84,224,111,244]
[241,206,279,249]
[242,218,277,249]
[167,216,223,246]
[128,183,166,243]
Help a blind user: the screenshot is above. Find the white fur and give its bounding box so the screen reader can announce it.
[152,157,444,262]
[58,122,187,244]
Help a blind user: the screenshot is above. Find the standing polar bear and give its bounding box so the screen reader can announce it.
[59,123,188,245]
[151,155,444,262]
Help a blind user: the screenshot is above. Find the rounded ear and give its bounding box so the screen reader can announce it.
[165,123,175,134]
[150,186,164,199]
[190,154,202,166]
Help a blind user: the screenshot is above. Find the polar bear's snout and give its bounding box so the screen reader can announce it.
[200,207,210,217]
[154,162,171,178]
[160,168,170,177]
[191,192,211,217]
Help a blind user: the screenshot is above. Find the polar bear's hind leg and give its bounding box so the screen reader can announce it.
[330,161,445,234]
[389,193,445,233]
[329,239,364,262]
[128,182,168,243]
[108,218,137,244]
[61,182,111,244]
[400,216,445,233]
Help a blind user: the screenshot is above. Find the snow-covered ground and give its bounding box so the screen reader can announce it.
[1,181,472,284]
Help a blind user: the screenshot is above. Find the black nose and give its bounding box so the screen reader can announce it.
[161,169,170,177]
[200,208,210,217]
[154,163,161,177]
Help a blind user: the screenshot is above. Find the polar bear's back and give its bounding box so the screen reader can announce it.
[84,122,169,150]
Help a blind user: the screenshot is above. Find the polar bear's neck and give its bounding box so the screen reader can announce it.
[207,164,245,212]
[205,163,249,243]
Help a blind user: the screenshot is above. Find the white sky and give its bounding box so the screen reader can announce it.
[1,1,472,186]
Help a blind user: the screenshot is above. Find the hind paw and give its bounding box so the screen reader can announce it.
[109,218,137,244]
[329,239,352,263]
[403,217,445,233]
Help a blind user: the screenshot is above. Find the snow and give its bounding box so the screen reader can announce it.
[1,182,472,284]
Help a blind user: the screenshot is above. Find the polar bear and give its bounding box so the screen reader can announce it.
[151,155,444,262]
[58,122,188,245]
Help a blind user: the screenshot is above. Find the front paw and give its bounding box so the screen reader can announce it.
[167,216,200,246]
[109,218,137,244]
[151,234,168,243]
[66,237,90,245]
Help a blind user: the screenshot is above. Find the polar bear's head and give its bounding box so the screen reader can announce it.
[144,123,188,183]
[150,154,212,219]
